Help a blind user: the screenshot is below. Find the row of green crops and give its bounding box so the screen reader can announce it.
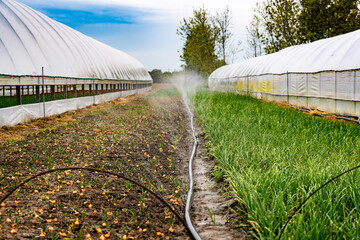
[192,90,360,239]
[0,93,93,109]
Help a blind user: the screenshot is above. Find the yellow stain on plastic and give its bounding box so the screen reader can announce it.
[260,81,266,92]
[235,81,244,90]
[266,81,271,93]
[256,81,260,91]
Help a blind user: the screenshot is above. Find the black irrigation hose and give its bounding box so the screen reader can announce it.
[335,116,360,123]
[294,106,360,124]
[0,166,196,240]
[277,164,360,239]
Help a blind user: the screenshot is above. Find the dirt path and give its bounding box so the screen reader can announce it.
[190,128,248,240]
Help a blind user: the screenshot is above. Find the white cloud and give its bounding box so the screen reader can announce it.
[19,0,260,70]
[24,0,257,24]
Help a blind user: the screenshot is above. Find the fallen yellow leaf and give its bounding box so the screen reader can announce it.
[156,232,164,237]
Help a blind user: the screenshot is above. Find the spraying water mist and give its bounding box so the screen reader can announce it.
[171,71,205,104]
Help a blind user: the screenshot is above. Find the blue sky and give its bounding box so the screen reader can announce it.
[17,0,257,71]
[39,8,136,27]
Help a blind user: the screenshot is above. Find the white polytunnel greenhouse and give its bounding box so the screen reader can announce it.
[0,0,152,127]
[209,29,360,117]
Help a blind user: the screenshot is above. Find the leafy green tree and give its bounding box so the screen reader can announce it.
[161,71,173,82]
[177,7,225,77]
[258,0,301,53]
[250,0,360,54]
[298,0,360,42]
[148,69,163,83]
[148,69,175,83]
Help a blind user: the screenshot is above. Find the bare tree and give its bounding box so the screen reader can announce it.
[227,40,243,64]
[215,6,232,64]
[246,14,264,58]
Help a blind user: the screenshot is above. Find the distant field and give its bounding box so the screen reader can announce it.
[193,90,360,239]
[145,88,181,98]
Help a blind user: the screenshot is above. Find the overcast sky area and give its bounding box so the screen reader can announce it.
[18,0,259,72]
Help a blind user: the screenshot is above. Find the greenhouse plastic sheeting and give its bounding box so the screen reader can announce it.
[0,0,151,81]
[0,87,151,127]
[209,29,360,116]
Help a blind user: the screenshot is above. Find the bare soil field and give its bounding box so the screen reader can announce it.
[0,85,192,239]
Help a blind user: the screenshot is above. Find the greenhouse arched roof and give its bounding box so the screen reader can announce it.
[210,29,360,80]
[0,0,152,81]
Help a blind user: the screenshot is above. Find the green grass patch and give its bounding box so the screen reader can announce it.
[192,90,360,239]
[146,88,181,98]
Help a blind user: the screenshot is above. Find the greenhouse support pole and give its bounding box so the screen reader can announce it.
[286,72,289,103]
[73,85,77,97]
[36,85,40,103]
[247,76,249,95]
[319,72,322,99]
[63,85,68,99]
[93,79,95,105]
[335,71,337,112]
[51,85,55,100]
[16,86,21,105]
[42,67,45,118]
[354,71,357,115]
[306,73,309,108]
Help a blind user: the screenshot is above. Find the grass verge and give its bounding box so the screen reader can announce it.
[192,89,360,239]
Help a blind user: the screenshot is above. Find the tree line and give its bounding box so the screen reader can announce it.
[248,0,360,56]
[176,7,237,78]
[176,1,360,77]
